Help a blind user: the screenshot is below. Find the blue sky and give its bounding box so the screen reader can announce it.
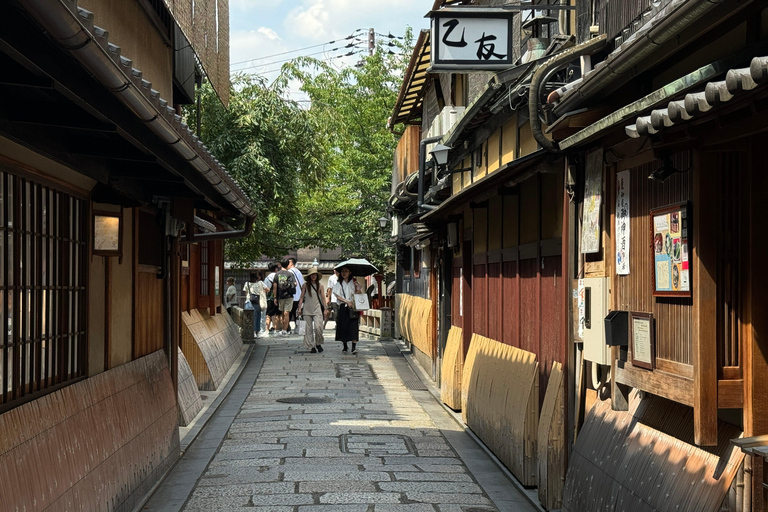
[228,1,431,84]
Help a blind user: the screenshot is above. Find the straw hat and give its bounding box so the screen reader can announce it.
[306,267,320,278]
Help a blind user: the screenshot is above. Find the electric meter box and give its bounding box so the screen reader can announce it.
[582,277,612,365]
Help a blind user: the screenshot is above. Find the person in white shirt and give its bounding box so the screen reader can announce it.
[243,271,266,337]
[324,269,339,328]
[333,265,363,354]
[224,277,237,315]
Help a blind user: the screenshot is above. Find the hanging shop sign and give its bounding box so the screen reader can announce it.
[581,149,603,254]
[615,170,630,274]
[650,202,690,297]
[429,8,515,71]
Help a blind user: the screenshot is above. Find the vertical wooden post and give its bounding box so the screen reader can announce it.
[170,238,181,393]
[693,150,718,446]
[747,135,768,439]
[461,238,473,358]
[104,257,111,371]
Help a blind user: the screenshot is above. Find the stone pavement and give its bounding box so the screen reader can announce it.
[145,330,538,512]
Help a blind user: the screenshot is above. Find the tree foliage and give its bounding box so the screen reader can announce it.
[190,32,412,272]
[280,32,413,271]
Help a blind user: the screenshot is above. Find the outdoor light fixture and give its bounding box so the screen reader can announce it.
[312,257,319,266]
[429,144,451,167]
[648,155,678,182]
[378,216,389,229]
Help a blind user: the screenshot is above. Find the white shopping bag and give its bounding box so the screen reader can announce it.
[353,293,370,312]
[296,317,306,335]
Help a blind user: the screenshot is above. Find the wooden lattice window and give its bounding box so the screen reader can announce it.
[0,169,88,412]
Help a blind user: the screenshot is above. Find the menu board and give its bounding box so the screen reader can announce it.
[651,203,690,297]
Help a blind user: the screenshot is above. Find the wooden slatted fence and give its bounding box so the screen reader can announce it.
[0,350,178,511]
[177,347,202,426]
[562,393,744,512]
[440,326,463,410]
[180,308,241,391]
[538,361,565,510]
[463,333,539,486]
[395,294,435,359]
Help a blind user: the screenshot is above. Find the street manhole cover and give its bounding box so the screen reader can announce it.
[334,363,377,380]
[276,397,333,404]
[340,434,416,455]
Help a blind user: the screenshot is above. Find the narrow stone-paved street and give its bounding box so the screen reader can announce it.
[146,332,538,512]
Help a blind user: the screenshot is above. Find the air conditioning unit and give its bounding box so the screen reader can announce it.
[426,106,466,153]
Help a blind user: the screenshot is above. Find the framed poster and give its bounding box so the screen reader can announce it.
[650,202,690,297]
[93,210,123,257]
[630,312,655,370]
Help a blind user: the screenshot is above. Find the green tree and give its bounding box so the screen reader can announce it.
[281,31,413,271]
[189,74,329,262]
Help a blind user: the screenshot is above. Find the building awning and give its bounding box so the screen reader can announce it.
[624,55,768,138]
[14,0,253,218]
[389,30,431,130]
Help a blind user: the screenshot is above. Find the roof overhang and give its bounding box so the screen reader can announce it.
[389,30,432,130]
[5,0,252,219]
[558,46,768,150]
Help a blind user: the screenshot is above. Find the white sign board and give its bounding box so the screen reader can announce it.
[615,170,630,275]
[431,14,514,71]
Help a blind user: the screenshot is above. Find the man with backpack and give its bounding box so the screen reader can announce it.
[262,262,280,336]
[285,257,304,333]
[272,259,297,336]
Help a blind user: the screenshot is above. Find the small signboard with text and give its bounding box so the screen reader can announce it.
[430,9,515,71]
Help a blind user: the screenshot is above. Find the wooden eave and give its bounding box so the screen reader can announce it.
[389,30,432,129]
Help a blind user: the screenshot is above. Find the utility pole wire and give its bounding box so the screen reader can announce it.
[230,31,364,68]
[232,44,365,73]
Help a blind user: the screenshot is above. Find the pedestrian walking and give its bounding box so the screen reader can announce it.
[297,267,325,353]
[224,277,237,316]
[333,265,363,354]
[243,272,266,338]
[324,269,339,328]
[263,262,280,335]
[285,257,304,333]
[272,260,297,336]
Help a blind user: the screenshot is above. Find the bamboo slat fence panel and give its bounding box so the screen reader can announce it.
[395,294,435,358]
[177,347,202,426]
[0,350,178,511]
[563,393,744,512]
[463,334,540,485]
[538,362,565,510]
[440,326,463,410]
[180,308,241,391]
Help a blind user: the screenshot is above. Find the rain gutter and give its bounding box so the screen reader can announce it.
[529,35,607,153]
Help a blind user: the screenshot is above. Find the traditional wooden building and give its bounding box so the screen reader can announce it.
[542,1,768,511]
[390,0,768,510]
[0,0,252,509]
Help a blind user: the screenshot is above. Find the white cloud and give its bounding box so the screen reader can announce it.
[230,28,288,73]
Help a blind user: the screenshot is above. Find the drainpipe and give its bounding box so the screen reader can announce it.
[418,135,444,212]
[529,35,607,153]
[181,215,255,243]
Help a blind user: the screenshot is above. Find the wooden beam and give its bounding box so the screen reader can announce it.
[718,379,743,409]
[615,360,693,406]
[692,150,718,446]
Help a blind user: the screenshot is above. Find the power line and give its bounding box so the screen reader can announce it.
[240,50,366,76]
[231,44,365,73]
[230,30,365,67]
